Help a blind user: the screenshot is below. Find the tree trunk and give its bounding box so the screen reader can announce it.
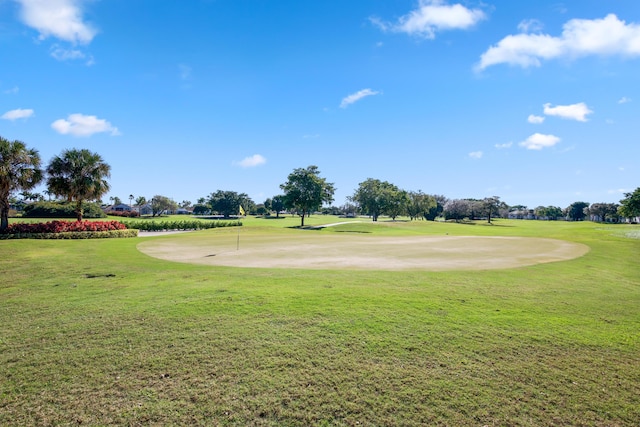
[76,199,83,222]
[0,207,8,230]
[300,210,306,227]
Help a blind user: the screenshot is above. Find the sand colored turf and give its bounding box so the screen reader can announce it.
[137,229,589,271]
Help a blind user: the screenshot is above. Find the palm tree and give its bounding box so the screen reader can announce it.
[46,148,111,222]
[0,137,43,230]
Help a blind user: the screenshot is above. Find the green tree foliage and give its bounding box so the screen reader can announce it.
[280,166,335,227]
[0,137,43,230]
[534,205,563,220]
[46,148,111,222]
[618,187,640,220]
[135,196,147,207]
[565,201,590,221]
[22,201,106,219]
[588,203,619,222]
[481,196,506,223]
[407,191,436,221]
[269,195,286,218]
[150,195,178,217]
[208,190,253,218]
[444,199,471,222]
[351,178,406,222]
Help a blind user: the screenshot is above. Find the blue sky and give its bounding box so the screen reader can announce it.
[1,0,639,209]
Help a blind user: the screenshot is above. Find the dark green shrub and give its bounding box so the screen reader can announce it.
[122,219,241,231]
[22,201,106,219]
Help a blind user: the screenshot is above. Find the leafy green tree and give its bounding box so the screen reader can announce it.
[46,149,111,222]
[135,196,147,207]
[481,196,506,223]
[280,166,335,227]
[0,137,43,230]
[150,195,178,216]
[407,191,436,221]
[270,195,286,218]
[351,178,405,221]
[208,190,253,218]
[443,199,470,222]
[110,196,122,205]
[619,188,640,220]
[588,203,619,222]
[565,201,589,221]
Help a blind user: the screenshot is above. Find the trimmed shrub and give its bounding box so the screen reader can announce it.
[0,229,138,240]
[122,219,241,232]
[1,220,127,235]
[107,210,140,218]
[22,201,107,219]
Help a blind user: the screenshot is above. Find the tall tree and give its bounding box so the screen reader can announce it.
[588,203,619,222]
[135,196,147,207]
[407,191,437,221]
[619,188,640,220]
[208,190,253,218]
[351,178,405,222]
[481,196,506,223]
[565,201,589,221]
[0,137,43,230]
[270,194,286,218]
[47,149,111,221]
[280,165,335,227]
[443,199,470,222]
[150,195,178,216]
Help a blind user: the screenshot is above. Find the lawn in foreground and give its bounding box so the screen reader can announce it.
[1,218,639,426]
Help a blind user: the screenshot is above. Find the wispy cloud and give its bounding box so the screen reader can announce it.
[543,102,592,122]
[495,142,512,149]
[15,0,97,44]
[234,154,266,168]
[340,88,380,109]
[618,96,631,104]
[519,133,561,150]
[477,14,640,70]
[2,108,34,121]
[3,86,19,94]
[179,64,192,80]
[371,0,486,39]
[51,113,120,137]
[527,114,545,124]
[468,151,483,159]
[517,19,543,33]
[50,44,93,64]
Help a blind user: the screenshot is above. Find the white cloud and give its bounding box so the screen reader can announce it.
[2,108,34,120]
[518,19,543,34]
[51,113,120,137]
[495,142,512,149]
[4,86,19,94]
[519,133,561,150]
[543,102,593,122]
[468,151,483,159]
[50,45,84,60]
[371,0,485,39]
[527,114,545,124]
[15,0,97,44]
[340,88,380,108]
[477,14,640,70]
[234,154,266,168]
[618,96,631,104]
[179,64,192,80]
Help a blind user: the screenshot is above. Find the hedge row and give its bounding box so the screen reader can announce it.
[2,220,126,234]
[22,201,106,219]
[0,229,138,240]
[107,210,140,218]
[122,219,241,231]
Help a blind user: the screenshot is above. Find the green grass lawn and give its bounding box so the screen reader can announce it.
[1,217,639,426]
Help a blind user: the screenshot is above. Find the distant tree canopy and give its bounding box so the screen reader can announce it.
[407,191,436,221]
[588,202,619,222]
[565,201,590,221]
[0,137,43,230]
[618,187,640,219]
[481,196,507,223]
[281,166,335,227]
[150,195,178,217]
[351,178,407,221]
[207,190,253,218]
[443,199,470,221]
[534,205,563,220]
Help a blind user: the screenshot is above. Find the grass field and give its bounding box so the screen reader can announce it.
[1,216,639,426]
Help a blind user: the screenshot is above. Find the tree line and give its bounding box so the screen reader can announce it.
[3,136,640,230]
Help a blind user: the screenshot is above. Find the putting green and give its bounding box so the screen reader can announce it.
[137,230,589,271]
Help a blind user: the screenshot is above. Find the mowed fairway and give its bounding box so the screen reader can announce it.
[1,217,639,426]
[138,227,589,271]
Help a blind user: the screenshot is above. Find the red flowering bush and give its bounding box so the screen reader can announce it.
[1,220,127,235]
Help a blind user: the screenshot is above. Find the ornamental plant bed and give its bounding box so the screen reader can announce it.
[0,220,137,239]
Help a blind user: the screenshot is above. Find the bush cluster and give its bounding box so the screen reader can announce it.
[1,220,127,234]
[122,219,241,231]
[22,201,106,219]
[1,229,138,240]
[107,210,140,218]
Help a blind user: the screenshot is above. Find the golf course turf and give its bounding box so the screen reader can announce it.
[1,216,639,426]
